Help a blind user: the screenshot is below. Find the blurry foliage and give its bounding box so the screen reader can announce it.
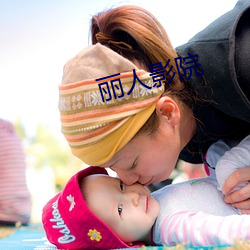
[14,118,26,139]
[14,120,86,191]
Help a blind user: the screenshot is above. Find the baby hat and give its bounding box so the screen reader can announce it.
[59,43,165,166]
[42,166,141,249]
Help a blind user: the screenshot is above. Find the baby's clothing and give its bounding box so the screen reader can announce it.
[152,135,250,246]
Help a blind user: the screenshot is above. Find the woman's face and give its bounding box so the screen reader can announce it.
[100,116,182,185]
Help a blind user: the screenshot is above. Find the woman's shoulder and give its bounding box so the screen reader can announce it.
[176,0,250,123]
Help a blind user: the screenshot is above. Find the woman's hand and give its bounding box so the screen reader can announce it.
[223,166,250,214]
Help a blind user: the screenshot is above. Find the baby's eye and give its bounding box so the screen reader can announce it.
[120,180,124,191]
[118,204,123,216]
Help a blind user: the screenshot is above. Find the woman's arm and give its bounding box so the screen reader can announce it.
[215,135,250,192]
[215,135,250,212]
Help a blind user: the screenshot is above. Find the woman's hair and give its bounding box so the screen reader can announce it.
[90,5,197,135]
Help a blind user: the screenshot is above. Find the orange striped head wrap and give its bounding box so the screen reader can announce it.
[59,43,165,165]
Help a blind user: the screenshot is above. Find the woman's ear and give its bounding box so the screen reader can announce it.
[156,96,180,126]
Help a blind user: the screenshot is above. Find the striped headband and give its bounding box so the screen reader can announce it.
[59,43,165,165]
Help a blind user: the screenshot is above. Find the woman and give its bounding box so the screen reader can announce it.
[59,1,250,211]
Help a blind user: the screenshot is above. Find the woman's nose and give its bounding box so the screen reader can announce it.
[112,168,139,185]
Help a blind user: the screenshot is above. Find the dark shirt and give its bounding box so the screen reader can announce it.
[180,103,250,163]
[177,0,250,163]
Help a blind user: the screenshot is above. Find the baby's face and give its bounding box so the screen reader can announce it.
[84,175,160,244]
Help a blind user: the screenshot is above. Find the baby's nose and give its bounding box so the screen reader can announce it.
[126,191,140,206]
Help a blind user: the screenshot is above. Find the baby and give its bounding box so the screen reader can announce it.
[42,135,250,249]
